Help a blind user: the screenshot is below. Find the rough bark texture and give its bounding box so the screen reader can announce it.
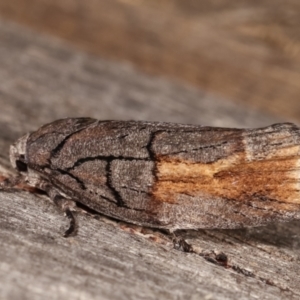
[1,19,300,300]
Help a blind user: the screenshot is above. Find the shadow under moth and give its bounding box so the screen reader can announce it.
[8,118,300,238]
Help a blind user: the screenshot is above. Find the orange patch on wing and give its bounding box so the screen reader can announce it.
[152,147,300,205]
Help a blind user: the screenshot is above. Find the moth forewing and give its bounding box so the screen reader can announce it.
[9,119,300,233]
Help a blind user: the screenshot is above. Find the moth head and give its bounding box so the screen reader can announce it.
[9,134,30,174]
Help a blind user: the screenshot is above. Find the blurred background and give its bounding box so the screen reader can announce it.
[0,0,300,121]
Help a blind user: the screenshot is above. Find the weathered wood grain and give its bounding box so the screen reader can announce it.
[0,19,299,300]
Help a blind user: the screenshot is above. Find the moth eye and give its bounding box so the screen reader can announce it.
[16,160,28,172]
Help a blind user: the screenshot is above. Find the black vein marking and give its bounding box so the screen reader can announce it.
[66,155,151,171]
[245,202,282,216]
[34,118,96,167]
[161,141,229,157]
[118,134,129,139]
[121,186,148,194]
[99,194,117,205]
[105,157,125,207]
[49,165,126,207]
[246,124,299,140]
[232,209,248,218]
[87,186,117,205]
[103,158,149,212]
[27,126,72,148]
[238,189,300,206]
[226,194,284,216]
[50,120,96,159]
[217,196,284,221]
[55,168,86,190]
[48,166,147,212]
[145,130,164,182]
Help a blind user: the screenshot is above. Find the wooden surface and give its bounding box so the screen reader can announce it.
[1,0,300,120]
[1,19,300,300]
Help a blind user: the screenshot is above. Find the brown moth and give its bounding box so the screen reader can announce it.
[9,118,300,235]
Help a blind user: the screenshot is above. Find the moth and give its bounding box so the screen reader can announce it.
[9,118,300,236]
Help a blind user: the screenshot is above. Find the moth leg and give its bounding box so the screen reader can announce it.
[171,231,228,266]
[40,182,78,237]
[1,174,78,236]
[52,194,78,237]
[171,234,193,253]
[167,229,193,253]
